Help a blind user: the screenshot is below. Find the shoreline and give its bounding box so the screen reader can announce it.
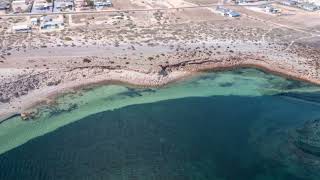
[1,60,320,123]
[201,62,320,86]
[0,70,191,123]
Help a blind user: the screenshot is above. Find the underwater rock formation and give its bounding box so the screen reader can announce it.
[294,119,320,156]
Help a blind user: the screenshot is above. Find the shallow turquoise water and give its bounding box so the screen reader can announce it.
[1,69,320,180]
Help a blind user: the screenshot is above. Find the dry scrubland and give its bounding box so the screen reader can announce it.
[0,0,319,120]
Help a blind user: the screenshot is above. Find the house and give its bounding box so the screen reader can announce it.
[30,17,38,25]
[0,5,6,11]
[281,0,297,6]
[0,2,9,10]
[32,0,53,13]
[227,10,241,17]
[53,0,74,12]
[216,6,229,16]
[74,0,88,11]
[12,24,31,33]
[235,0,249,4]
[0,2,9,14]
[11,0,33,13]
[216,6,241,17]
[94,0,112,9]
[265,5,281,13]
[40,15,64,31]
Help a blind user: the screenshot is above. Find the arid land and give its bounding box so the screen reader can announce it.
[0,0,320,121]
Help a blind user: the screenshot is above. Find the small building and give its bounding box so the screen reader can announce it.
[265,5,281,13]
[32,0,53,13]
[94,0,112,9]
[74,0,89,11]
[281,0,297,6]
[53,0,74,12]
[11,0,33,13]
[0,5,6,11]
[30,17,38,25]
[227,10,241,17]
[216,6,241,17]
[216,6,227,16]
[235,0,248,4]
[0,2,10,14]
[12,24,31,33]
[40,15,64,31]
[0,2,9,10]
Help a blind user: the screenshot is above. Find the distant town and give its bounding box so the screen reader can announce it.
[0,0,112,14]
[0,0,318,15]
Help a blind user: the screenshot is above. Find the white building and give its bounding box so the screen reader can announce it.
[281,0,297,6]
[265,5,281,13]
[53,0,74,12]
[0,2,9,14]
[12,24,31,33]
[94,0,112,9]
[74,0,88,10]
[32,0,53,13]
[11,0,33,13]
[30,17,38,25]
[40,15,64,31]
[216,6,241,17]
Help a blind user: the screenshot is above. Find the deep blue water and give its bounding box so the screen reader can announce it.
[1,94,320,180]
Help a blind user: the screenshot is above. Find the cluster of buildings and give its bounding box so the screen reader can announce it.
[10,0,63,13]
[281,0,319,11]
[234,0,319,11]
[234,0,274,4]
[7,0,113,33]
[216,6,241,17]
[11,15,64,33]
[3,0,112,14]
[295,0,320,6]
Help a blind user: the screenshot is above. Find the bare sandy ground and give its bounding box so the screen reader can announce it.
[0,0,319,122]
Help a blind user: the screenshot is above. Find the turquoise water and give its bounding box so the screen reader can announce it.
[1,69,320,180]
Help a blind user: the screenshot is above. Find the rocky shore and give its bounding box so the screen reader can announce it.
[1,49,319,123]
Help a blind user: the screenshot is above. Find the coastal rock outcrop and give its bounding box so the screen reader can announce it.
[20,111,37,121]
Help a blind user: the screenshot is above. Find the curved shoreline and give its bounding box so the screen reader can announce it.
[1,60,320,123]
[201,63,320,86]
